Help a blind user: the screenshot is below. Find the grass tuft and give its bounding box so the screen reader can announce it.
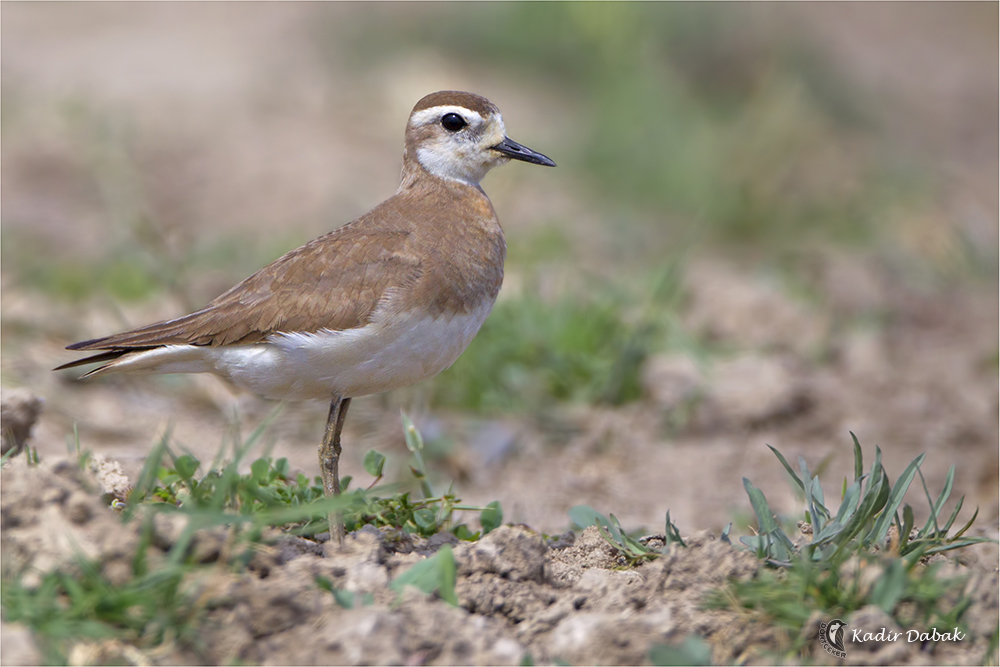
[2,526,202,664]
[566,435,992,661]
[741,434,991,565]
[709,433,994,659]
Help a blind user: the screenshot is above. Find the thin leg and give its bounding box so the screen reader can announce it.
[319,396,351,544]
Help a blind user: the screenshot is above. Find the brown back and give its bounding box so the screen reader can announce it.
[66,178,505,352]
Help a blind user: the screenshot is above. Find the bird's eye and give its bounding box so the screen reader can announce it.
[440,113,467,132]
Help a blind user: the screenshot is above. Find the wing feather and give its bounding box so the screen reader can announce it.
[66,216,423,352]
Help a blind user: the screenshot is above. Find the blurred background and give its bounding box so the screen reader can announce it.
[2,3,997,536]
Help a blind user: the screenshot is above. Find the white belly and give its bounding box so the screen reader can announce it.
[101,301,495,401]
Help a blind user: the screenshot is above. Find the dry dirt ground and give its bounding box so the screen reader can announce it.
[2,4,998,665]
[2,456,998,666]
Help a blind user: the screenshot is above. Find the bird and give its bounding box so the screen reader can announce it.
[55,90,556,542]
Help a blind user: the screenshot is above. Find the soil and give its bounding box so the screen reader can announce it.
[1,4,997,665]
[2,457,997,666]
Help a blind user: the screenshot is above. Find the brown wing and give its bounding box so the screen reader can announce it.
[61,217,423,356]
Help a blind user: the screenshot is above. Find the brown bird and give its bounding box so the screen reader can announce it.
[56,90,555,541]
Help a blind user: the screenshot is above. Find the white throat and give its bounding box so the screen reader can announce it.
[415,146,490,185]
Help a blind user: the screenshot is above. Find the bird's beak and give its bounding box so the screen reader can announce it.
[491,137,556,167]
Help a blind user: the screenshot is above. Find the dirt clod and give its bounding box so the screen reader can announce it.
[457,525,547,583]
[1,389,43,456]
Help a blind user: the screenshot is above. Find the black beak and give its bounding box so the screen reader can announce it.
[491,136,556,167]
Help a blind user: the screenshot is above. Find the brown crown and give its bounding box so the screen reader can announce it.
[411,91,500,119]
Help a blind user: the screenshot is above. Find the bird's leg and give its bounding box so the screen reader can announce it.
[319,396,351,544]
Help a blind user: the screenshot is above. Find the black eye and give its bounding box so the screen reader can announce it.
[441,113,467,132]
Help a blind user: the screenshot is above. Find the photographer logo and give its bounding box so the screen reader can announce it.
[819,619,848,658]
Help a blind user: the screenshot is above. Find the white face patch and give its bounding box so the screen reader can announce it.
[408,105,509,185]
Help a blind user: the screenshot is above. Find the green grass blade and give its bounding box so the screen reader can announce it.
[939,496,966,535]
[869,559,906,613]
[756,528,794,564]
[952,505,979,540]
[850,431,864,481]
[743,478,779,534]
[767,444,804,492]
[867,448,883,499]
[665,511,687,548]
[738,535,769,558]
[916,467,939,536]
[610,514,656,556]
[252,493,359,527]
[802,472,830,527]
[916,465,954,537]
[923,536,995,556]
[438,545,458,606]
[869,453,924,545]
[810,519,844,546]
[125,427,173,518]
[932,465,956,518]
[832,470,887,549]
[810,477,829,521]
[604,513,625,544]
[900,504,914,552]
[833,479,862,525]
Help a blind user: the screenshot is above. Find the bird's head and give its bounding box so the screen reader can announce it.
[403,90,555,187]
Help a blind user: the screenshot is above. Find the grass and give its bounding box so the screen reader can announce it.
[431,263,687,413]
[567,435,994,661]
[705,434,994,660]
[432,290,648,411]
[2,417,993,664]
[2,549,201,664]
[740,435,988,564]
[121,410,502,542]
[5,5,982,419]
[2,8,993,659]
[1,413,501,663]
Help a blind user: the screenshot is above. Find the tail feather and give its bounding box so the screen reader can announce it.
[57,313,214,374]
[65,314,204,351]
[53,349,139,372]
[57,345,215,377]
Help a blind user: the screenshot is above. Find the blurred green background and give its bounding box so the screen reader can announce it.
[338,4,893,247]
[2,1,997,535]
[2,2,996,413]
